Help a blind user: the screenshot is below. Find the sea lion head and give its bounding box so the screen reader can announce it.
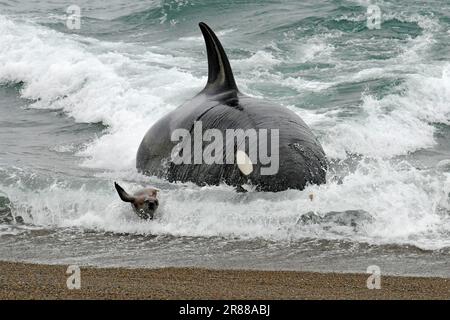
[114,182,159,220]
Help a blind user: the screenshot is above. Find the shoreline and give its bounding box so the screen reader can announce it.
[1,261,449,299]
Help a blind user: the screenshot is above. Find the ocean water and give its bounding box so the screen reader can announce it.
[0,0,449,277]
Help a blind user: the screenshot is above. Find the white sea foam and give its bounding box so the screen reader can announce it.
[316,11,449,159]
[231,50,281,70]
[2,159,449,250]
[290,35,336,63]
[0,16,203,170]
[179,28,235,42]
[322,63,450,158]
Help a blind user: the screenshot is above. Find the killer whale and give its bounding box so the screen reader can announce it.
[136,22,327,192]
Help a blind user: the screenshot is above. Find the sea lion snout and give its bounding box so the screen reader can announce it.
[134,196,159,220]
[146,199,158,210]
[114,182,159,220]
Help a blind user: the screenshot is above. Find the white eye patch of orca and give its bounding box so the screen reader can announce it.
[236,150,253,176]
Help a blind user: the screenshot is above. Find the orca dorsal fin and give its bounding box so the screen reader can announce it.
[199,22,239,95]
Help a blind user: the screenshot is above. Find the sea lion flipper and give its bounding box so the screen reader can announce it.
[199,22,238,94]
[114,182,135,203]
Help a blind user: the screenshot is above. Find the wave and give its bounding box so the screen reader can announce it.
[1,158,449,250]
[0,15,203,170]
[322,63,450,158]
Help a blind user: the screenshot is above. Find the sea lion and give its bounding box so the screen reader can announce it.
[114,182,159,220]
